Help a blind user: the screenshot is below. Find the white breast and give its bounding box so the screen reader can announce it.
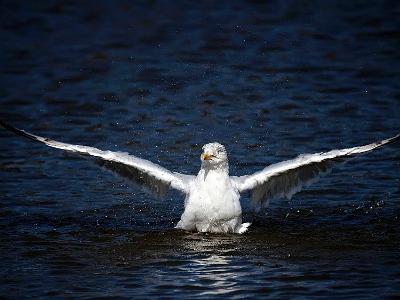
[176,168,242,233]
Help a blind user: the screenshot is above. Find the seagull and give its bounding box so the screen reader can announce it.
[1,120,399,234]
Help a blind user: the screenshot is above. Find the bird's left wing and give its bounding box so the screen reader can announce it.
[232,134,399,208]
[0,121,193,197]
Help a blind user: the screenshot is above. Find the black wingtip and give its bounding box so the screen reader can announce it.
[0,120,21,135]
[0,120,39,142]
[387,133,400,145]
[0,120,11,130]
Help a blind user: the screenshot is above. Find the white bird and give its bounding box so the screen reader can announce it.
[1,121,399,234]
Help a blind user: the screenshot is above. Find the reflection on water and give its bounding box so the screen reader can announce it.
[0,0,400,298]
[186,255,239,297]
[180,234,242,297]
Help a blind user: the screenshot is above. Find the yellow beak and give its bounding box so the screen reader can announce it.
[201,152,212,161]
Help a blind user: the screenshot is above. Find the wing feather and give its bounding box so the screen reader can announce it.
[232,134,399,208]
[0,121,192,196]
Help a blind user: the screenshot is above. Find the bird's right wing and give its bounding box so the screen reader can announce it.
[0,121,193,197]
[232,134,399,208]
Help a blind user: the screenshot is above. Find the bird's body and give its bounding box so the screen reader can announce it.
[0,120,398,234]
[177,161,245,233]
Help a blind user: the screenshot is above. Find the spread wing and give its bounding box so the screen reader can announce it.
[0,121,193,197]
[232,134,399,208]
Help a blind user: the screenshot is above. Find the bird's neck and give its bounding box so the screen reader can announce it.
[200,161,229,179]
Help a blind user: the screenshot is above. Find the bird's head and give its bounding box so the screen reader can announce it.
[200,142,228,167]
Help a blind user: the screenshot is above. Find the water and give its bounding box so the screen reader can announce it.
[1,0,399,298]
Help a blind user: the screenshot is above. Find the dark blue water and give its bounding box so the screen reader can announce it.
[1,0,400,298]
